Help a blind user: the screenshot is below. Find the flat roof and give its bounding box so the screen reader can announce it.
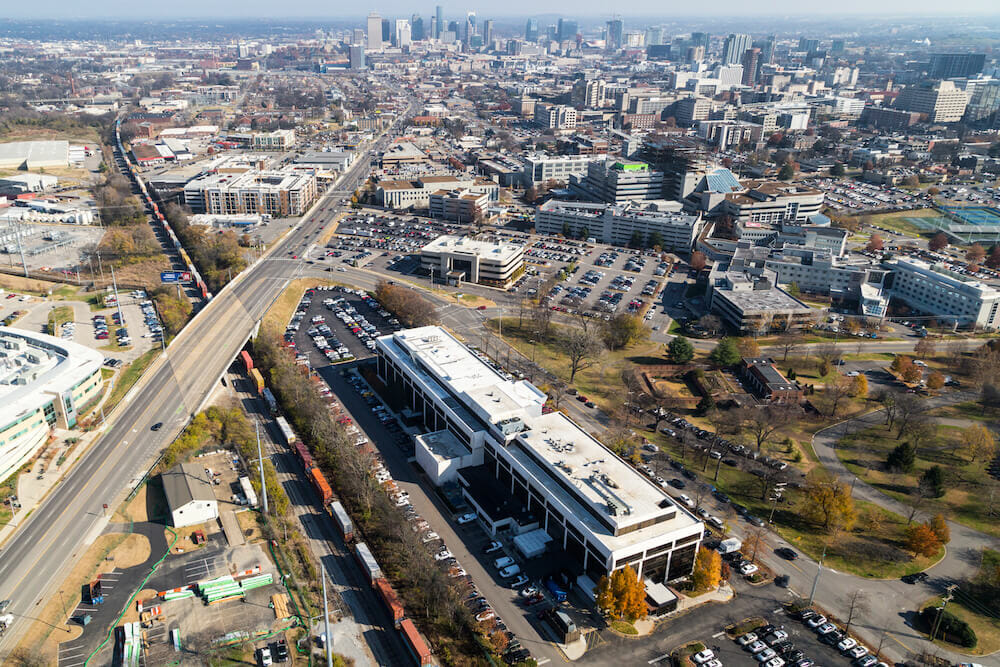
[420,235,524,264]
[415,429,471,462]
[379,326,703,553]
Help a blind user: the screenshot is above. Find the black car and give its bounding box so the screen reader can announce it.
[773,641,794,654]
[902,572,929,584]
[669,478,686,489]
[757,624,777,636]
[273,640,289,662]
[681,468,696,480]
[776,547,799,561]
[747,515,766,527]
[504,649,531,665]
[783,650,804,663]
[775,574,791,588]
[151,422,163,431]
[793,608,816,621]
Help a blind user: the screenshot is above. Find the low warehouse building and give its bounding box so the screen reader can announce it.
[162,462,219,528]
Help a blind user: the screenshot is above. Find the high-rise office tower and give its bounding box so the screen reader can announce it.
[741,47,761,86]
[382,19,391,43]
[606,19,624,50]
[463,12,476,45]
[411,15,424,41]
[395,19,411,48]
[349,45,366,70]
[798,37,819,53]
[366,13,382,50]
[831,39,845,55]
[546,25,557,41]
[557,18,578,43]
[691,32,710,51]
[448,20,460,34]
[722,33,751,65]
[429,17,438,40]
[482,19,494,47]
[645,27,664,47]
[525,18,539,42]
[929,53,987,78]
[435,5,444,38]
[756,35,776,64]
[352,28,365,45]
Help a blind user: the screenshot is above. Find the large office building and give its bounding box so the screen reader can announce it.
[367,13,383,49]
[536,200,703,250]
[428,189,490,222]
[251,129,296,151]
[928,53,986,79]
[895,81,969,123]
[569,159,664,203]
[419,236,525,287]
[375,327,704,586]
[707,268,817,334]
[885,257,1000,329]
[722,33,752,65]
[0,328,104,483]
[685,178,825,225]
[183,169,318,217]
[534,104,577,129]
[521,153,602,188]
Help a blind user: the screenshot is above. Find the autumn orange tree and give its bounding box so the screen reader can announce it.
[930,514,951,544]
[906,522,942,557]
[850,374,868,399]
[691,546,722,592]
[961,423,996,462]
[803,471,857,533]
[595,566,647,621]
[926,372,945,392]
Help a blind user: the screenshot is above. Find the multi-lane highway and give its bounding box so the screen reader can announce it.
[0,114,403,655]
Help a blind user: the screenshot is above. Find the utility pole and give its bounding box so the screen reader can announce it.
[930,585,957,643]
[323,573,333,667]
[768,483,786,523]
[110,265,124,326]
[256,421,268,514]
[807,543,827,605]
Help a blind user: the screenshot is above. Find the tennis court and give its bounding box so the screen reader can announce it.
[939,205,1000,226]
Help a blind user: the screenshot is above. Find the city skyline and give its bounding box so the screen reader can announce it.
[4,1,1000,19]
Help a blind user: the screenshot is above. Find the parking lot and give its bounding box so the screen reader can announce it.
[804,177,921,214]
[284,285,403,369]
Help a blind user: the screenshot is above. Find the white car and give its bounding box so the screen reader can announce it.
[805,615,827,628]
[499,565,521,579]
[705,661,723,667]
[678,494,695,508]
[692,649,715,664]
[815,622,837,635]
[747,640,767,654]
[456,513,477,524]
[740,562,759,576]
[755,648,777,662]
[765,630,788,644]
[421,532,439,543]
[510,575,530,589]
[847,646,869,659]
[738,632,758,646]
[764,658,785,667]
[493,556,515,569]
[837,638,858,652]
[433,550,453,561]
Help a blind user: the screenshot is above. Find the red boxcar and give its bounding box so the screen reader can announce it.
[399,619,432,666]
[308,467,333,505]
[239,350,253,372]
[292,441,314,471]
[374,578,404,624]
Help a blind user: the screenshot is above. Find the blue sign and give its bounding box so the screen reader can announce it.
[160,271,191,284]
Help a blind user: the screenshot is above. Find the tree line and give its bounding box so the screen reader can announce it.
[165,203,248,292]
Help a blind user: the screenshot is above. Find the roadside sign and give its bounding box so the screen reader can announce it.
[160,271,192,284]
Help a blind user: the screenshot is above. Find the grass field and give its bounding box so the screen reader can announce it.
[923,594,1000,656]
[836,422,1000,538]
[47,305,73,332]
[856,208,946,238]
[103,348,161,416]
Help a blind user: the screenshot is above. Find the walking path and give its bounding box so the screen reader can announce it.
[809,389,1000,664]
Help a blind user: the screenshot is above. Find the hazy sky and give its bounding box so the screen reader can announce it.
[7,0,1000,19]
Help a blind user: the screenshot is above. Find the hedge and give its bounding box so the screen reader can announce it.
[918,606,977,648]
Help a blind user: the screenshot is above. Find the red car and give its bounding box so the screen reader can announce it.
[576,395,588,403]
[477,305,487,311]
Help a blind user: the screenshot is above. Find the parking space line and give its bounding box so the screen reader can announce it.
[772,607,783,613]
[711,631,726,638]
[648,652,671,664]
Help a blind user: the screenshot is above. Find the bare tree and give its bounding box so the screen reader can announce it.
[549,381,570,409]
[744,525,769,563]
[875,389,900,430]
[698,314,722,336]
[776,331,802,362]
[844,590,870,634]
[894,393,924,440]
[740,404,797,453]
[821,376,853,417]
[564,328,604,382]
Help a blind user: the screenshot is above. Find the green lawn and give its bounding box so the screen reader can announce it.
[47,305,73,333]
[103,348,161,416]
[854,208,942,238]
[836,423,1000,538]
[656,435,940,579]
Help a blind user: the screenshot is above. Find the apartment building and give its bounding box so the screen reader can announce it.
[183,169,317,217]
[375,327,704,586]
[534,104,577,129]
[895,81,969,123]
[251,129,296,151]
[536,200,703,250]
[428,189,489,222]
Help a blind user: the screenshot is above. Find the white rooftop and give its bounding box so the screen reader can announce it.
[420,235,524,264]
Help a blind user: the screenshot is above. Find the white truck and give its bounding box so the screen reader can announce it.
[718,537,742,555]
